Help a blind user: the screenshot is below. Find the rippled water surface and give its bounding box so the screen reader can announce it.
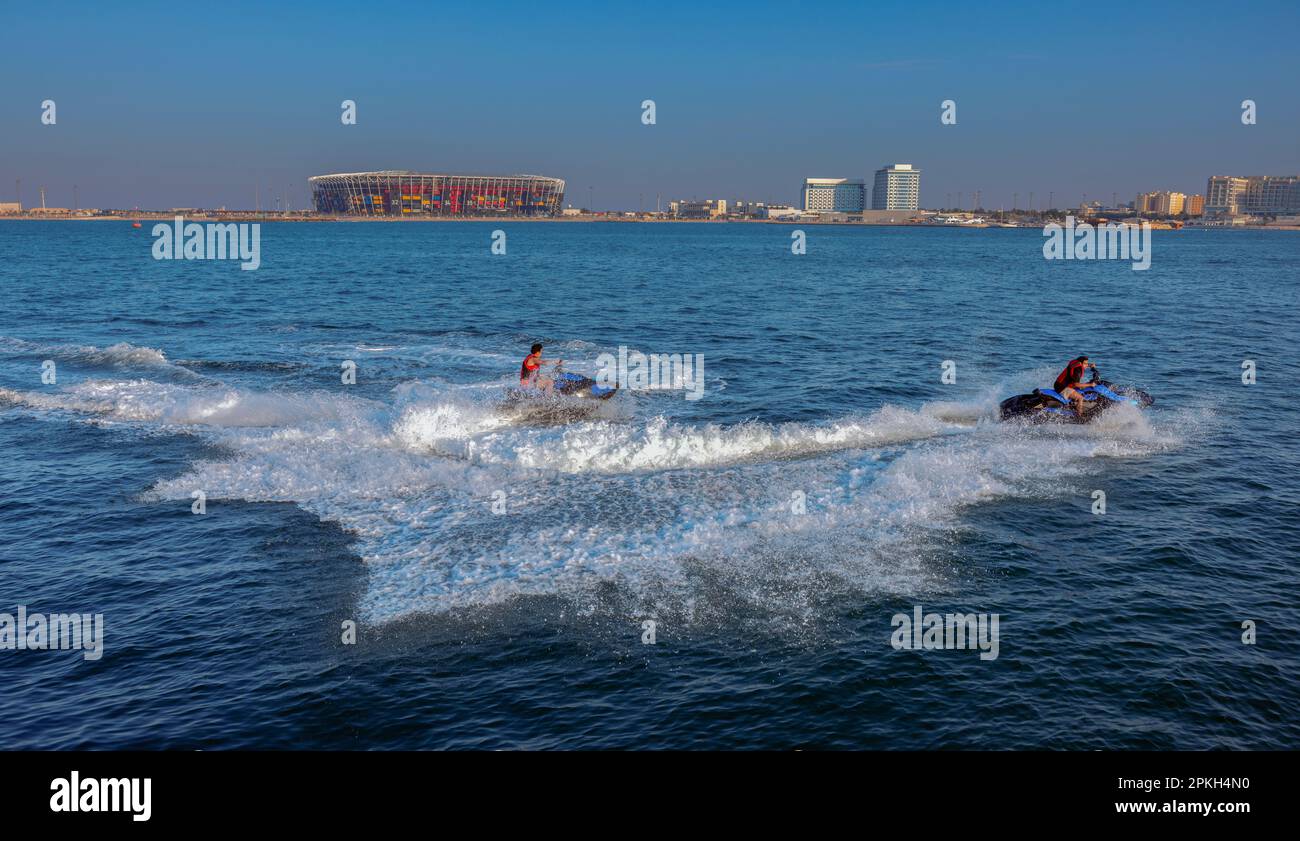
[1,220,1297,748]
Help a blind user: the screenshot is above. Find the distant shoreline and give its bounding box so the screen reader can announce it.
[1,214,1296,232]
[0,214,929,226]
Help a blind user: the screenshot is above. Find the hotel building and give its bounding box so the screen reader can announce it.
[801,178,866,213]
[1205,175,1300,216]
[871,164,920,211]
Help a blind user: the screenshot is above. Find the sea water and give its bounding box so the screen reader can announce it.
[1,220,1296,748]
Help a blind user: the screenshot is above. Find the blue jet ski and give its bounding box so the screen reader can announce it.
[506,370,618,402]
[552,371,618,399]
[999,371,1153,423]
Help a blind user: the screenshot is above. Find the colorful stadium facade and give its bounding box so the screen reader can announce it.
[309,171,566,217]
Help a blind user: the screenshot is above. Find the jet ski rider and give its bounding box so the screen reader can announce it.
[520,343,563,393]
[1054,355,1097,418]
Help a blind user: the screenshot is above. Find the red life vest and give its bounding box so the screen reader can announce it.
[1054,360,1087,392]
[520,354,540,384]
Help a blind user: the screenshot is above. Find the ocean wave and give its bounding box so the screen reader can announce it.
[0,337,178,370]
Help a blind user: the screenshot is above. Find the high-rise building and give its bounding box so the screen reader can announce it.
[801,178,866,212]
[871,164,920,210]
[1205,175,1300,215]
[1184,194,1204,217]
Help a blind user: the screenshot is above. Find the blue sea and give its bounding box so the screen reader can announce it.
[1,220,1297,749]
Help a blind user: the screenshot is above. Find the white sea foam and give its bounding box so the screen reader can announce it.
[2,373,1186,625]
[2,379,381,428]
[399,404,956,473]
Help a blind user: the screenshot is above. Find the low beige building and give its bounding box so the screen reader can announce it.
[675,199,728,219]
[1135,191,1185,215]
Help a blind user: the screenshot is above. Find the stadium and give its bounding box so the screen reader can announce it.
[309,171,566,217]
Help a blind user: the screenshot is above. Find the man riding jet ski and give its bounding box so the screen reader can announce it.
[998,356,1153,423]
[507,342,617,402]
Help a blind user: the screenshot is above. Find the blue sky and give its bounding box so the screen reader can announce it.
[1,0,1296,210]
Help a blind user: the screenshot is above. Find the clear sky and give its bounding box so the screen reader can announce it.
[2,0,1296,211]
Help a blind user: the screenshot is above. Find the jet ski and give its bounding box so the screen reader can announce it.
[505,371,618,402]
[501,370,618,425]
[999,371,1153,423]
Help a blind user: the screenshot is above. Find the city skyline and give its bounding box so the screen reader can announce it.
[1,0,1297,211]
[3,170,1277,216]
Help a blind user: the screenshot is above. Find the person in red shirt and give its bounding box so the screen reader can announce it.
[519,343,563,392]
[1053,355,1096,418]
